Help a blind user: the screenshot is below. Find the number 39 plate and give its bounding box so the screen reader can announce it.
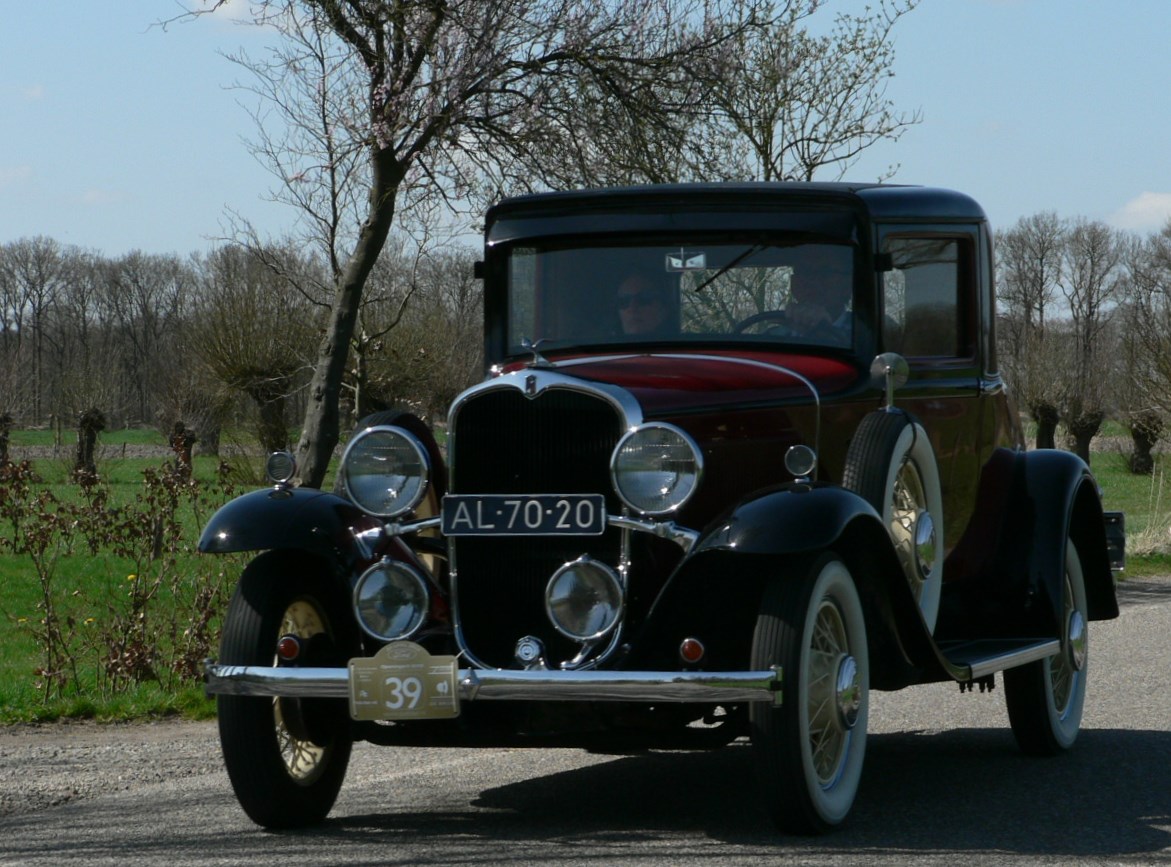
[349,642,460,721]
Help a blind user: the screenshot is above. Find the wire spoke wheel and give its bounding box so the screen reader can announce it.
[217,552,356,828]
[751,553,869,834]
[1004,539,1088,755]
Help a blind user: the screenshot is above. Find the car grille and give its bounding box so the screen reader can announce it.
[449,385,625,668]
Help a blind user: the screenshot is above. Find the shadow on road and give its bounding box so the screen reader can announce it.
[330,727,1170,858]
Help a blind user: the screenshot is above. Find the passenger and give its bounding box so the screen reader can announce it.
[616,273,672,336]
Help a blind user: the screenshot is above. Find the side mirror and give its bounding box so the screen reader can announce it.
[870,352,909,410]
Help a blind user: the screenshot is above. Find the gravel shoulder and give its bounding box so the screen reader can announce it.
[0,719,220,817]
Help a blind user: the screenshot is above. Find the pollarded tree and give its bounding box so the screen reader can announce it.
[995,212,1066,448]
[188,245,319,453]
[1120,219,1171,470]
[1058,218,1129,463]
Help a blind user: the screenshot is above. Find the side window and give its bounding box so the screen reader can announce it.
[882,236,970,358]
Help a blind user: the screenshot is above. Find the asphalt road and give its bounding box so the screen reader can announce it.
[2,576,1169,866]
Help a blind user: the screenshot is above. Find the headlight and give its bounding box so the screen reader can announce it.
[341,426,430,517]
[545,556,624,642]
[353,560,430,641]
[610,423,702,516]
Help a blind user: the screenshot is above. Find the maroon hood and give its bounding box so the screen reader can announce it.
[523,350,861,416]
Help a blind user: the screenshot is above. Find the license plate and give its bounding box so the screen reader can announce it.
[349,641,460,721]
[441,493,607,536]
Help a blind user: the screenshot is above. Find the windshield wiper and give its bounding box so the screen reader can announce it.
[690,243,769,293]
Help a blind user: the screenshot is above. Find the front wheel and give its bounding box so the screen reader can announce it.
[750,553,869,834]
[217,551,357,828]
[1003,539,1088,755]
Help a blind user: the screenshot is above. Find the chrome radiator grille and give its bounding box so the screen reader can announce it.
[450,386,624,668]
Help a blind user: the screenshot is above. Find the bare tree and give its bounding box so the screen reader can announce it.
[187,0,765,487]
[0,237,68,426]
[996,213,1066,448]
[189,245,318,453]
[1120,219,1171,469]
[695,0,922,182]
[1059,219,1128,463]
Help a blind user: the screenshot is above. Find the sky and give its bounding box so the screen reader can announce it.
[2,0,1169,258]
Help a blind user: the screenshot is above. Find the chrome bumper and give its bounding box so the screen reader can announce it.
[204,662,783,706]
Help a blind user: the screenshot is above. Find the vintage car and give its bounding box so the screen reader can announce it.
[200,182,1123,834]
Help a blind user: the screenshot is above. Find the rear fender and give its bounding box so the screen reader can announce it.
[199,487,384,570]
[942,448,1118,640]
[1019,450,1118,623]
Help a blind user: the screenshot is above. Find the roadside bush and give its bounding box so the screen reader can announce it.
[0,458,242,703]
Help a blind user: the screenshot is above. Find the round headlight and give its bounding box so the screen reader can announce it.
[545,556,624,642]
[610,423,702,516]
[353,560,430,642]
[341,426,430,518]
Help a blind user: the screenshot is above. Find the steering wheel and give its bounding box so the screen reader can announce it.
[732,310,791,334]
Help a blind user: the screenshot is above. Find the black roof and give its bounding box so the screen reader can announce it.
[486,182,988,230]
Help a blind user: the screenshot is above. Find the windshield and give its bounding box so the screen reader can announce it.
[505,239,856,355]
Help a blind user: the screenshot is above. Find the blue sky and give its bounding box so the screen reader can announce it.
[2,1,1169,256]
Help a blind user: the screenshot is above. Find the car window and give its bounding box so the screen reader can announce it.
[505,240,856,353]
[882,237,971,358]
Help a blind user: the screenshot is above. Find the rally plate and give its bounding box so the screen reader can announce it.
[349,641,460,721]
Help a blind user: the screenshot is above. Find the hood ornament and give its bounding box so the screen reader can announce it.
[521,337,553,369]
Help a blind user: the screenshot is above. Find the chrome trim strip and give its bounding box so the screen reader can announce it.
[966,639,1059,680]
[204,662,783,706]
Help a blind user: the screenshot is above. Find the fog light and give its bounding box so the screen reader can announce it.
[545,556,624,642]
[353,560,430,641]
[265,451,297,485]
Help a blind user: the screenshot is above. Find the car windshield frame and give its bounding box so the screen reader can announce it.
[500,234,867,359]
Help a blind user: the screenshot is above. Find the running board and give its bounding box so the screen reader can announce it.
[936,638,1060,681]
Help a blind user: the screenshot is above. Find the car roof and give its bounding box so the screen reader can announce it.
[486,182,988,226]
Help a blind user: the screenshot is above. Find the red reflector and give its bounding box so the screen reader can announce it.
[276,635,301,661]
[679,637,705,664]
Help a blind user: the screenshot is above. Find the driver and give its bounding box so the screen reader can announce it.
[781,252,853,345]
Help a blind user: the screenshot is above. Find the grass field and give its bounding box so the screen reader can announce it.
[0,431,1167,724]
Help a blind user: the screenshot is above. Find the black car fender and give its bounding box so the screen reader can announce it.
[939,447,1117,642]
[198,486,384,570]
[627,483,939,683]
[1008,448,1118,624]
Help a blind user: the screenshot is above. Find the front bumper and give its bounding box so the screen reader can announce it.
[204,662,783,706]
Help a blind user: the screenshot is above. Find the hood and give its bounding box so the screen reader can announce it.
[517,350,861,416]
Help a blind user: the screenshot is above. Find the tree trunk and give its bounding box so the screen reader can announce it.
[1066,410,1104,466]
[1128,410,1163,475]
[255,395,288,455]
[0,412,11,467]
[295,157,403,488]
[1031,402,1060,450]
[74,408,107,483]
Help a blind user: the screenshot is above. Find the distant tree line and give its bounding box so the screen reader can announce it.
[0,235,482,455]
[3,212,1169,472]
[997,214,1171,471]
